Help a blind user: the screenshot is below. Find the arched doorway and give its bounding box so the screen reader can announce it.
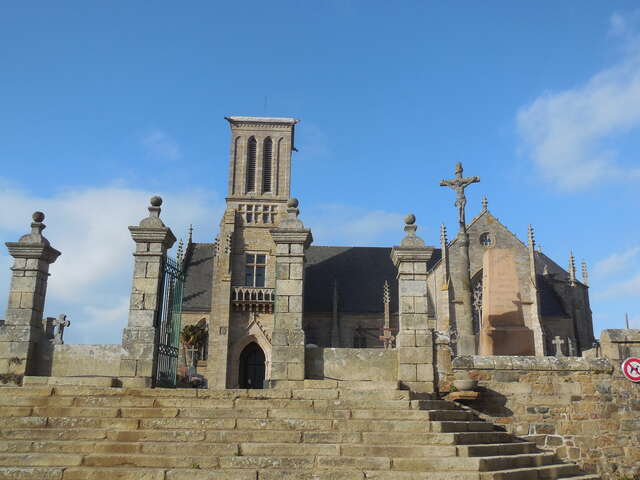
[239,342,265,389]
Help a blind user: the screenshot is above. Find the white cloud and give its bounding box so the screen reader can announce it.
[0,181,223,344]
[593,246,640,278]
[517,11,640,191]
[597,272,640,299]
[141,130,182,161]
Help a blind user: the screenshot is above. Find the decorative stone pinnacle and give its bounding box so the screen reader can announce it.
[188,224,193,244]
[150,196,163,207]
[481,196,488,211]
[383,280,390,305]
[33,211,45,223]
[177,239,184,261]
[527,224,535,249]
[440,223,447,245]
[581,261,589,286]
[404,213,416,225]
[568,251,576,286]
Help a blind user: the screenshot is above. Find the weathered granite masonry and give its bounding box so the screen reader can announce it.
[269,198,312,384]
[391,214,435,393]
[119,196,176,384]
[451,330,640,479]
[0,212,60,378]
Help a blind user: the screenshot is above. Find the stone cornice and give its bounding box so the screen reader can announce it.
[128,226,177,249]
[6,242,61,264]
[270,229,312,248]
[225,116,298,128]
[390,245,435,267]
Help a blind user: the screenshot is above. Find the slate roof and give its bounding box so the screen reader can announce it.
[182,243,215,311]
[304,246,441,313]
[537,275,570,318]
[180,243,443,314]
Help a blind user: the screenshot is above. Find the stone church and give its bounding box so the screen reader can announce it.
[178,116,595,390]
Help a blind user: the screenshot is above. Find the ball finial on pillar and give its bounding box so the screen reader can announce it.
[150,196,163,207]
[32,211,45,223]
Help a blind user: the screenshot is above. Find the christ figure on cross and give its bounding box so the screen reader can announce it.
[440,162,480,227]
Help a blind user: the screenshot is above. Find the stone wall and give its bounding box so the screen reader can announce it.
[305,347,397,381]
[451,353,640,479]
[36,344,124,377]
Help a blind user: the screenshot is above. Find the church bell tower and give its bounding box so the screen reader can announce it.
[225,116,297,204]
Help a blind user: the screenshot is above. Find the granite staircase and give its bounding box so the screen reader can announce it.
[0,381,599,480]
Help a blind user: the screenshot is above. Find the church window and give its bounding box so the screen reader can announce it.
[246,137,257,193]
[479,232,493,247]
[262,137,273,193]
[245,254,266,287]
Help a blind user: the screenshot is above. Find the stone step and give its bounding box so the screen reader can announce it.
[457,442,538,457]
[432,421,494,433]
[392,453,557,472]
[479,462,584,479]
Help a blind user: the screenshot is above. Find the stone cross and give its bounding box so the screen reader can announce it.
[440,162,480,228]
[552,336,565,357]
[52,314,70,345]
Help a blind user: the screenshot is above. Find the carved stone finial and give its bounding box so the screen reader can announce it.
[440,223,448,246]
[278,198,305,229]
[481,196,488,211]
[139,195,166,227]
[17,211,49,245]
[188,224,193,244]
[581,261,589,286]
[400,215,425,247]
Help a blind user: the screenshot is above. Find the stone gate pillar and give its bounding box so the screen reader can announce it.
[269,198,312,385]
[1,212,60,377]
[391,214,435,393]
[119,196,176,386]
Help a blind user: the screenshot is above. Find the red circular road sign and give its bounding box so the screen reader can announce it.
[621,357,640,382]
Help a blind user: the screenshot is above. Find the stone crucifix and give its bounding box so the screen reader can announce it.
[552,336,565,357]
[440,162,480,228]
[52,314,70,345]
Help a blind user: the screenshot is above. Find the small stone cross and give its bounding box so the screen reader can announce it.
[52,314,70,345]
[552,336,565,357]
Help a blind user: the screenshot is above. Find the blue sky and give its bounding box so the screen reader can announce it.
[1,2,639,344]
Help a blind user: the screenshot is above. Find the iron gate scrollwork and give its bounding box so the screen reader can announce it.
[155,255,184,388]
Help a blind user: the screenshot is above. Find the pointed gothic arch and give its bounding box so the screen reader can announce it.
[238,342,266,389]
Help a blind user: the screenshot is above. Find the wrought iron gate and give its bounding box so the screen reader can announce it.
[155,255,184,387]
